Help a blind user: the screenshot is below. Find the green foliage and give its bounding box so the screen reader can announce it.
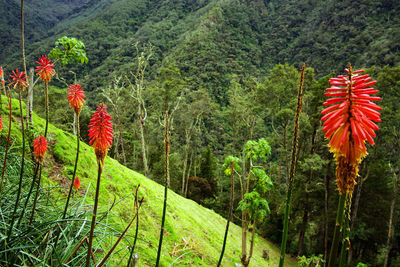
[237,138,273,223]
[222,155,241,176]
[297,254,324,267]
[243,138,271,162]
[49,36,88,65]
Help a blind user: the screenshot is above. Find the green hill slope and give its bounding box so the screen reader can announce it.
[1,98,296,266]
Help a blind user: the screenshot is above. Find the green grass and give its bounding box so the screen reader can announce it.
[1,98,297,266]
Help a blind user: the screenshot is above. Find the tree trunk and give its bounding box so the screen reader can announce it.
[138,106,149,177]
[383,167,398,267]
[298,179,310,256]
[181,133,190,195]
[120,128,127,165]
[298,124,318,255]
[241,210,248,266]
[324,160,332,263]
[347,167,369,264]
[184,153,193,198]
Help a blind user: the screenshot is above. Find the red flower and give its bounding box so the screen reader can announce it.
[35,55,55,83]
[321,66,381,194]
[74,177,81,190]
[9,69,28,89]
[67,84,86,114]
[0,116,3,131]
[88,103,113,164]
[0,67,4,85]
[33,135,48,163]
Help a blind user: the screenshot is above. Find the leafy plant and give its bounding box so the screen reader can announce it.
[49,36,88,65]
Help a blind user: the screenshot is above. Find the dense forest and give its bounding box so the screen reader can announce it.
[1,0,399,266]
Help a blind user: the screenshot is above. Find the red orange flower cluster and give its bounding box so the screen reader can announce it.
[67,84,86,114]
[35,55,55,83]
[74,176,81,190]
[33,135,48,163]
[0,116,3,131]
[0,66,4,85]
[321,66,381,194]
[88,103,113,164]
[9,69,28,89]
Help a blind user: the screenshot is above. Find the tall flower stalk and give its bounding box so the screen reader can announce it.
[321,64,381,266]
[7,69,28,242]
[155,110,170,267]
[62,84,85,218]
[279,63,306,267]
[86,103,113,267]
[18,135,47,226]
[0,69,11,193]
[35,55,55,137]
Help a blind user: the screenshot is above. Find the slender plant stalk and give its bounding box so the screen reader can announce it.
[217,160,235,267]
[279,63,306,267]
[52,115,81,252]
[20,0,27,76]
[7,85,26,242]
[217,99,236,267]
[328,193,346,267]
[30,165,42,223]
[0,87,12,193]
[16,163,40,227]
[339,211,350,267]
[155,110,170,267]
[44,82,49,137]
[86,162,103,267]
[62,115,80,218]
[127,186,142,267]
[98,200,142,267]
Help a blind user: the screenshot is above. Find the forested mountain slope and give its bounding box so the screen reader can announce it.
[1,0,400,265]
[2,0,400,98]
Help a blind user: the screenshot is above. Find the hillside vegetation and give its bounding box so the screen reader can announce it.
[0,98,297,266]
[1,0,400,265]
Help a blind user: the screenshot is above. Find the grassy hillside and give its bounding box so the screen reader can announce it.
[0,98,297,266]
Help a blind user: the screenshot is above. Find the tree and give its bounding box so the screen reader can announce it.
[237,138,273,267]
[127,43,153,177]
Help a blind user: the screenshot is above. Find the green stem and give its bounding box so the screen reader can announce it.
[328,194,346,267]
[217,160,235,267]
[44,82,49,137]
[7,85,26,242]
[339,204,351,267]
[62,115,80,219]
[279,63,305,267]
[16,163,40,227]
[86,162,103,267]
[279,186,293,267]
[127,195,140,267]
[30,165,42,223]
[0,88,12,193]
[155,111,170,267]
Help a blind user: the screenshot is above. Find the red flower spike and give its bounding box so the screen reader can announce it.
[35,55,55,83]
[9,69,28,89]
[33,135,48,163]
[321,65,381,195]
[67,84,86,114]
[0,116,3,131]
[73,177,81,190]
[88,103,113,165]
[0,66,3,79]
